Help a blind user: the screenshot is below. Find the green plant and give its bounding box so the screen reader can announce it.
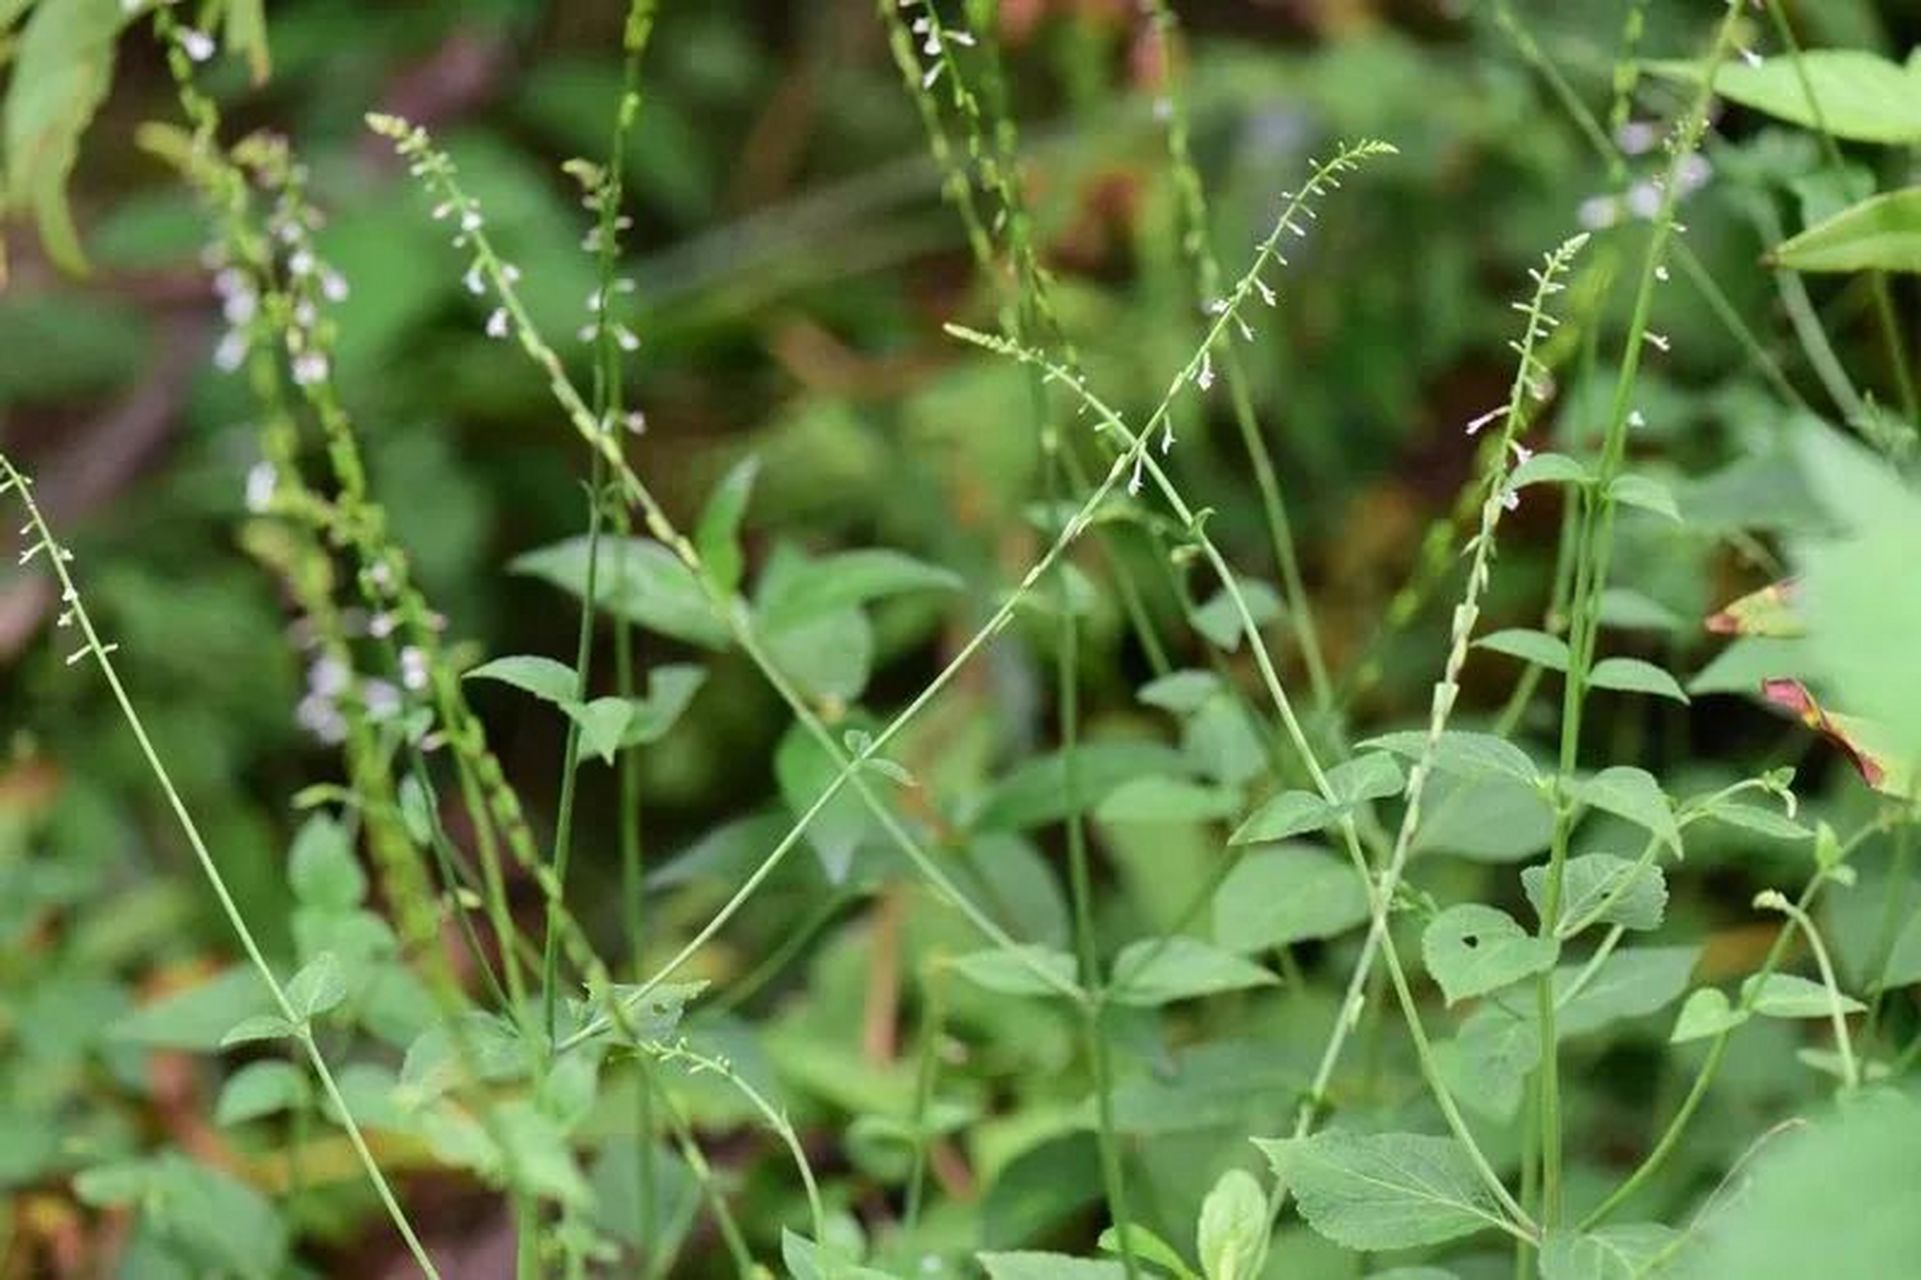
[3,1,1921,1278]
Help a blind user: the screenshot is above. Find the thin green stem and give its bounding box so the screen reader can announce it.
[0,455,443,1280]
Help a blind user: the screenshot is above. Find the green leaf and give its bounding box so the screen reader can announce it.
[1607,474,1682,523]
[1670,987,1749,1043]
[1881,912,1921,989]
[1192,578,1282,652]
[694,455,760,596]
[563,697,633,766]
[287,813,366,911]
[219,1014,297,1048]
[465,654,579,704]
[1589,657,1690,703]
[1256,1131,1509,1250]
[565,981,705,1050]
[980,1253,1125,1280]
[1138,669,1223,714]
[215,1061,309,1127]
[1648,52,1921,144]
[75,1154,288,1277]
[1098,1225,1198,1279]
[1095,776,1241,825]
[774,718,883,882]
[1773,187,1921,273]
[284,952,347,1020]
[116,967,270,1050]
[1415,773,1556,862]
[1213,845,1370,952]
[1325,751,1406,805]
[1197,1168,1266,1280]
[1108,937,1277,1006]
[1598,587,1684,633]
[1523,853,1668,935]
[1421,904,1559,1005]
[970,742,1189,832]
[1743,972,1866,1019]
[1228,790,1341,845]
[1540,1224,1682,1279]
[1363,730,1542,786]
[1510,451,1591,489]
[1573,767,1681,854]
[1675,1095,1921,1278]
[1702,801,1812,842]
[1555,945,1699,1038]
[948,946,1077,999]
[1474,628,1570,670]
[513,536,729,650]
[1435,1004,1540,1122]
[755,548,961,631]
[5,0,130,274]
[620,663,707,746]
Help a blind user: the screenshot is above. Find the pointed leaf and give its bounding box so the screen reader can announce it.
[1743,972,1866,1019]
[1607,474,1682,522]
[694,455,759,596]
[465,654,580,705]
[1573,767,1681,854]
[513,536,729,650]
[1095,776,1241,825]
[1670,987,1749,1043]
[1647,52,1921,144]
[1523,853,1668,935]
[1213,846,1370,952]
[1256,1131,1509,1250]
[1705,580,1804,638]
[284,952,347,1020]
[1589,658,1690,703]
[1474,628,1570,670]
[1229,790,1341,846]
[1773,186,1921,273]
[1363,730,1542,786]
[948,946,1077,999]
[1109,937,1277,1007]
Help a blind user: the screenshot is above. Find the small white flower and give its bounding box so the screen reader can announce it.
[244,462,277,513]
[400,646,430,692]
[362,679,403,721]
[1643,331,1670,352]
[501,263,522,284]
[288,248,316,276]
[1654,265,1671,283]
[486,308,510,339]
[292,351,330,386]
[1740,46,1763,69]
[1501,485,1520,512]
[1255,278,1277,307]
[460,209,483,233]
[921,60,943,89]
[1615,121,1659,156]
[296,693,347,745]
[624,410,648,436]
[309,656,351,698]
[1628,409,1648,429]
[1510,440,1534,465]
[463,264,484,295]
[368,612,397,639]
[178,28,215,62]
[320,269,350,302]
[613,324,640,352]
[1626,181,1663,221]
[214,330,250,372]
[1578,195,1618,230]
[1195,350,1214,391]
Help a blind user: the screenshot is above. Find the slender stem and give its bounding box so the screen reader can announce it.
[0,456,443,1280]
[1533,2,1745,1225]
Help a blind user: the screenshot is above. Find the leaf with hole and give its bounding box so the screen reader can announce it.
[1422,904,1559,1004]
[1524,853,1668,935]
